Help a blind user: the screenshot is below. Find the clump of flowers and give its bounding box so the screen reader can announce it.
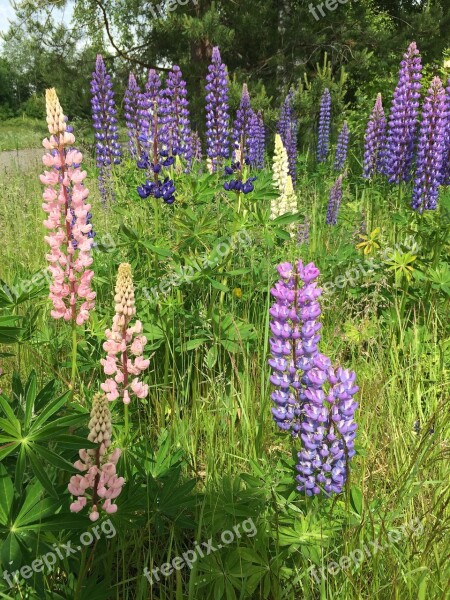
[268,261,358,495]
[205,47,230,172]
[41,88,96,326]
[412,76,447,212]
[101,263,149,405]
[334,121,349,171]
[385,41,422,183]
[326,174,343,226]
[68,393,124,521]
[90,55,122,203]
[363,93,387,179]
[317,89,331,163]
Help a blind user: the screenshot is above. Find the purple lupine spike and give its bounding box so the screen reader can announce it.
[191,131,203,161]
[363,93,387,179]
[248,109,263,168]
[124,73,142,159]
[160,65,192,161]
[412,77,447,212]
[90,54,122,204]
[205,46,230,171]
[317,89,331,163]
[269,261,358,496]
[232,83,252,163]
[441,78,450,186]
[334,121,349,171]
[144,69,162,150]
[326,174,343,225]
[385,42,422,183]
[278,91,298,185]
[256,111,266,168]
[298,219,310,246]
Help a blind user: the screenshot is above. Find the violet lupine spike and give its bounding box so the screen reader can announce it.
[334,121,350,172]
[143,69,162,152]
[269,261,358,496]
[124,73,142,159]
[191,131,203,161]
[248,109,263,168]
[278,91,298,185]
[160,65,193,161]
[412,77,447,212]
[317,89,331,163]
[205,46,230,172]
[441,78,450,186]
[232,83,253,164]
[363,93,387,179]
[385,42,422,183]
[326,174,343,226]
[256,111,266,168]
[91,54,121,204]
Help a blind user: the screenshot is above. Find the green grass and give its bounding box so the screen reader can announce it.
[0,117,48,151]
[0,149,449,600]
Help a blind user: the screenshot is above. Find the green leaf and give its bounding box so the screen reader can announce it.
[0,396,21,433]
[271,211,302,226]
[1,532,22,571]
[30,391,72,432]
[25,446,58,499]
[24,370,37,429]
[0,465,14,525]
[208,278,229,292]
[183,339,208,351]
[350,485,363,515]
[14,446,26,492]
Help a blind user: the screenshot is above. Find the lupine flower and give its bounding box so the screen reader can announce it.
[271,175,297,220]
[268,261,358,495]
[232,84,253,164]
[160,65,193,161]
[317,89,331,163]
[385,42,422,183]
[191,131,203,161]
[334,121,350,171]
[249,110,265,168]
[100,264,149,405]
[298,219,310,246]
[363,93,387,179]
[68,393,124,520]
[442,78,450,186]
[124,73,143,158]
[91,55,122,203]
[41,89,96,326]
[205,46,230,171]
[272,133,289,195]
[278,91,298,185]
[412,77,447,212]
[326,174,343,226]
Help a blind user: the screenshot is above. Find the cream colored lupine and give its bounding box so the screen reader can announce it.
[272,133,289,195]
[45,88,67,136]
[68,393,124,520]
[101,263,149,404]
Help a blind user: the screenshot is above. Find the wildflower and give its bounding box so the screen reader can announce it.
[268,261,358,496]
[317,89,331,163]
[363,93,387,179]
[124,73,144,159]
[385,42,422,183]
[298,219,310,246]
[334,121,350,171]
[249,110,265,169]
[205,47,230,171]
[278,91,298,185]
[100,264,149,404]
[68,393,124,520]
[326,174,343,226]
[412,77,447,211]
[90,55,122,203]
[232,84,253,164]
[160,65,193,162]
[41,89,95,326]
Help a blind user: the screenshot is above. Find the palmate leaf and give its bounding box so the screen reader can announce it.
[0,465,14,525]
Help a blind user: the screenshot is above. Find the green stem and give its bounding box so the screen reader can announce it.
[70,322,78,400]
[124,404,129,438]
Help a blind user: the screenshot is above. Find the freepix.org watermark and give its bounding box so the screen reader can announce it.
[308,517,423,584]
[149,0,198,19]
[2,519,116,588]
[143,517,257,585]
[308,0,355,21]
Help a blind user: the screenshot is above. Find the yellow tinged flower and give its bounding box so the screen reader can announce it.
[45,88,67,136]
[114,263,136,319]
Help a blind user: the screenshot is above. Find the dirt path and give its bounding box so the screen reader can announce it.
[0,148,43,174]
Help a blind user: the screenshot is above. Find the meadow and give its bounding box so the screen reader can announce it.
[0,41,449,600]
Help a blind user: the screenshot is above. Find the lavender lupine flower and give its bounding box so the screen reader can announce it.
[91,55,121,204]
[363,93,387,179]
[269,261,358,496]
[278,91,298,185]
[205,46,230,171]
[385,42,422,183]
[232,83,253,163]
[440,78,450,186]
[334,121,349,171]
[249,110,265,168]
[160,65,193,161]
[124,73,142,159]
[326,174,343,225]
[317,89,331,163]
[412,77,447,212]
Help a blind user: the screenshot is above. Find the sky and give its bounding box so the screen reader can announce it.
[0,0,74,36]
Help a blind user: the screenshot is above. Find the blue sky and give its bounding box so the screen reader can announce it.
[0,0,74,36]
